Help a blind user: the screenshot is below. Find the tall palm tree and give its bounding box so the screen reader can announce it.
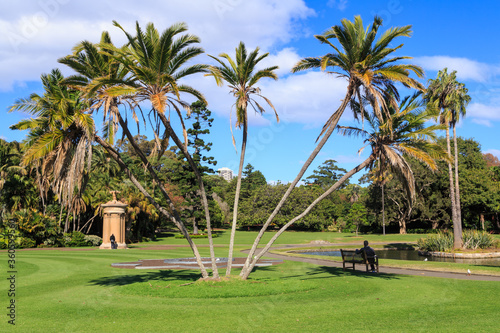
[107,21,219,278]
[449,80,470,232]
[241,15,424,275]
[9,69,94,232]
[424,68,470,249]
[206,41,279,276]
[59,29,213,277]
[241,92,447,279]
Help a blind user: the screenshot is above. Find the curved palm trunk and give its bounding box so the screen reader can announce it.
[452,125,462,234]
[226,116,247,277]
[446,126,461,249]
[94,135,210,278]
[156,113,219,279]
[241,155,373,280]
[382,183,386,236]
[240,87,354,277]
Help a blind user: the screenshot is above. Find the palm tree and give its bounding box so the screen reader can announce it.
[9,69,94,232]
[241,15,424,275]
[241,92,447,279]
[206,41,279,276]
[59,28,214,277]
[424,68,470,249]
[107,21,219,278]
[449,79,470,232]
[368,163,392,235]
[0,140,33,213]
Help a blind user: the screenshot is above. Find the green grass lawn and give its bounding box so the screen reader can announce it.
[2,231,499,332]
[137,229,427,247]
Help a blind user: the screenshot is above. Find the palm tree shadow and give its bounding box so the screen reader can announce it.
[88,270,201,287]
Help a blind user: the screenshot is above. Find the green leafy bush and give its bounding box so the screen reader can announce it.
[84,235,102,246]
[63,231,88,247]
[19,237,36,248]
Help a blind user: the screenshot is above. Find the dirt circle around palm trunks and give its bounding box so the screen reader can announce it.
[111,257,283,270]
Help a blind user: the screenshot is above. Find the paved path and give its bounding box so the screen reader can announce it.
[243,245,500,282]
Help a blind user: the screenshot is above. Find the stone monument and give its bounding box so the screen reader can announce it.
[99,191,128,249]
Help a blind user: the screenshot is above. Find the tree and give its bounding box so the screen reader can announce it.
[9,69,94,233]
[304,159,348,189]
[0,140,37,213]
[58,23,219,278]
[241,163,266,199]
[207,41,279,276]
[240,91,446,279]
[345,202,368,235]
[110,21,221,278]
[425,68,470,248]
[483,153,500,167]
[170,101,217,234]
[366,163,393,235]
[241,15,424,276]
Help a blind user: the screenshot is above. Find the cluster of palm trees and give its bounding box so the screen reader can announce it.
[8,15,469,280]
[424,69,471,248]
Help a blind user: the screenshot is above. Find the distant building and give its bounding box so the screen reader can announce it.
[218,167,234,181]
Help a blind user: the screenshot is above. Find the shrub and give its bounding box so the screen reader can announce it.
[19,237,36,249]
[418,230,495,251]
[462,230,494,249]
[63,231,88,247]
[417,231,453,251]
[84,235,102,246]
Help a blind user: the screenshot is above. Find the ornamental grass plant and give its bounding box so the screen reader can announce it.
[418,230,495,251]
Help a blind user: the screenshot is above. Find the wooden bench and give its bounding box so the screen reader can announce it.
[340,249,379,273]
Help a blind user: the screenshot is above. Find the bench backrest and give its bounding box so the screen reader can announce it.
[340,249,364,261]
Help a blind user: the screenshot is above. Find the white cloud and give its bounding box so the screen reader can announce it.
[467,103,500,123]
[182,59,350,127]
[471,119,492,127]
[0,0,315,91]
[484,149,500,159]
[258,47,302,77]
[413,56,500,82]
[327,0,348,11]
[334,154,365,164]
[261,71,349,125]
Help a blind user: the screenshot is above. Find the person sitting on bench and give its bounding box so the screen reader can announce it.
[356,240,376,272]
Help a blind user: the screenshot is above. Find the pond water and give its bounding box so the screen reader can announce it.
[300,250,500,267]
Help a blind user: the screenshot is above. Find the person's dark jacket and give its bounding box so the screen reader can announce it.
[356,246,375,258]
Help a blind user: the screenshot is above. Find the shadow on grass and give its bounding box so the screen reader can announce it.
[312,266,400,280]
[88,270,201,287]
[155,232,176,239]
[382,243,416,250]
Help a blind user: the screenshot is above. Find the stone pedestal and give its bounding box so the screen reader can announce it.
[99,198,128,249]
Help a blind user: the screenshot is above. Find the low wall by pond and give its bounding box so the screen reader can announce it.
[419,251,500,259]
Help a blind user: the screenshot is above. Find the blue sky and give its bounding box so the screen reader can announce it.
[1,0,499,184]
